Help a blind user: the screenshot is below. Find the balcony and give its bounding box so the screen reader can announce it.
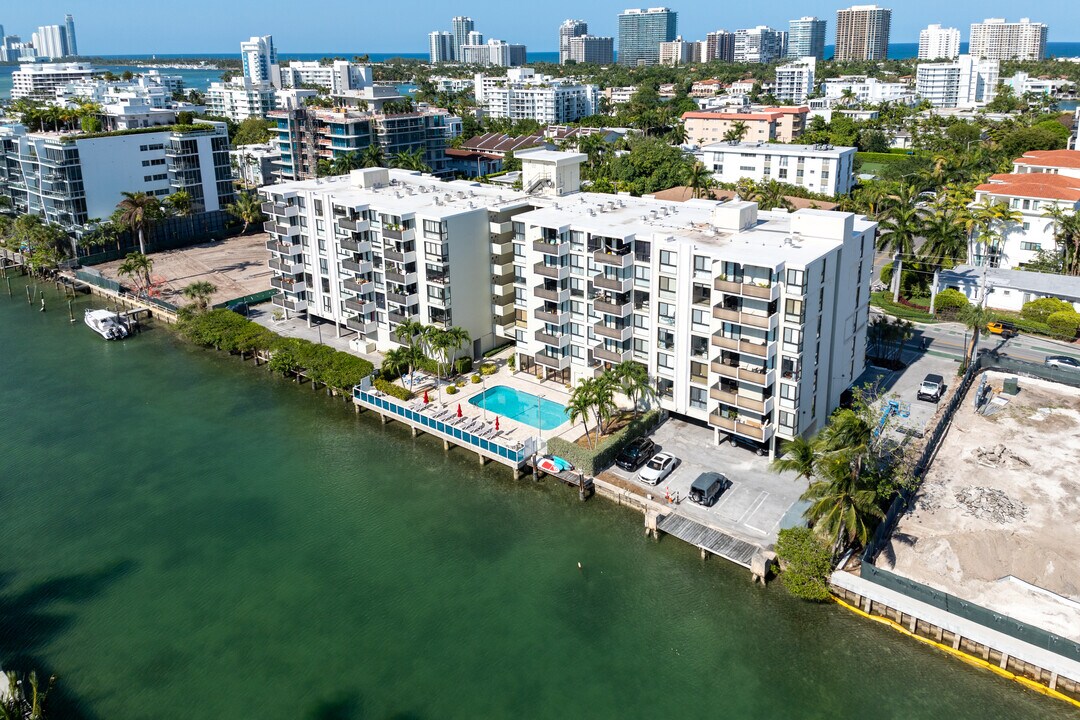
[492,250,515,266]
[339,217,368,232]
[490,220,513,235]
[492,270,516,286]
[340,237,370,253]
[711,334,771,358]
[386,291,419,307]
[382,227,403,241]
[593,322,632,342]
[710,386,738,405]
[593,296,633,317]
[345,297,376,315]
[593,248,634,268]
[342,259,373,275]
[384,249,406,263]
[593,344,632,364]
[266,240,303,257]
[428,272,451,286]
[271,294,306,312]
[343,278,373,295]
[388,310,414,325]
[534,285,570,303]
[534,307,567,325]
[271,277,307,293]
[714,278,780,301]
[268,258,303,274]
[712,305,777,330]
[533,239,569,256]
[346,316,378,335]
[593,273,633,293]
[533,261,570,280]
[263,221,300,237]
[385,270,407,285]
[535,350,571,371]
[535,329,570,348]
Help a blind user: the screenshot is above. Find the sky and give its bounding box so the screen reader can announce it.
[2,1,1075,55]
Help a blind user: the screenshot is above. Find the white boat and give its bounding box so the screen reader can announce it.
[84,309,131,340]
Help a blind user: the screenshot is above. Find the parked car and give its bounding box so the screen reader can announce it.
[615,437,656,471]
[986,321,1018,339]
[917,373,945,402]
[726,434,768,456]
[1045,355,1080,370]
[639,452,677,485]
[688,472,730,507]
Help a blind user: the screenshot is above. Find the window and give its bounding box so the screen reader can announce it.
[633,313,649,329]
[319,258,328,275]
[786,268,805,293]
[424,241,447,260]
[691,308,708,330]
[690,361,708,385]
[423,219,445,238]
[659,275,677,297]
[633,338,649,357]
[689,386,707,410]
[659,250,676,268]
[693,255,710,276]
[657,353,674,370]
[783,327,802,353]
[658,302,675,326]
[1020,241,1041,251]
[779,411,796,431]
[570,323,584,337]
[690,336,708,357]
[692,283,710,306]
[634,265,651,286]
[785,298,804,323]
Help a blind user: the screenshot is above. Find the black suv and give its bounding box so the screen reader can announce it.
[615,437,656,471]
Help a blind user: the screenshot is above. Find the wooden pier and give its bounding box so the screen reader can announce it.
[524,457,595,500]
[656,513,758,567]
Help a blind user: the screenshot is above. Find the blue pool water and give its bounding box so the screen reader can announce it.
[469,386,569,431]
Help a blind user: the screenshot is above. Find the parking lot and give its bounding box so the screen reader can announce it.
[604,418,809,547]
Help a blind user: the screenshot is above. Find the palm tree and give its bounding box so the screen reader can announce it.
[331,151,362,176]
[723,120,748,145]
[361,143,387,168]
[802,455,885,551]
[970,196,1022,268]
[839,88,858,107]
[164,190,193,217]
[1043,206,1080,276]
[381,347,412,390]
[2,670,56,720]
[734,178,760,203]
[226,192,265,234]
[393,147,430,173]
[685,162,713,200]
[567,387,595,449]
[919,204,968,270]
[959,303,992,366]
[181,280,217,311]
[612,361,653,416]
[118,251,153,294]
[876,187,924,294]
[756,180,796,212]
[115,191,162,255]
[771,436,818,484]
[393,319,426,389]
[667,123,688,145]
[443,326,471,376]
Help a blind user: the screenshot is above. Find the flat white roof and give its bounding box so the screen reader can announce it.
[702,141,855,157]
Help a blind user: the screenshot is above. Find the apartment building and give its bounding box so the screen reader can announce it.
[702,141,856,196]
[969,151,1080,269]
[682,107,810,146]
[788,17,826,60]
[513,156,874,453]
[231,141,280,188]
[734,27,788,64]
[774,58,816,104]
[618,7,678,67]
[205,77,277,121]
[916,55,999,109]
[969,18,1048,61]
[821,76,914,105]
[269,105,449,182]
[0,120,233,234]
[281,61,372,95]
[429,31,454,63]
[11,62,95,99]
[559,20,589,64]
[459,39,527,67]
[918,24,961,60]
[31,25,68,60]
[260,150,874,451]
[705,31,735,62]
[259,167,540,353]
[240,35,281,88]
[473,69,599,124]
[567,36,615,65]
[834,5,891,62]
[52,71,184,108]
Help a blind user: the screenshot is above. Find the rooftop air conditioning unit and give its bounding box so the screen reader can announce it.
[434,197,442,206]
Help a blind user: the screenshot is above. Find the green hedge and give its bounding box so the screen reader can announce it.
[386,355,473,379]
[374,377,413,400]
[855,151,911,166]
[482,341,515,358]
[546,410,662,476]
[870,292,938,323]
[60,123,215,143]
[178,309,374,392]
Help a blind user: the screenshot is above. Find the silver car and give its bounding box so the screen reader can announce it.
[639,452,677,485]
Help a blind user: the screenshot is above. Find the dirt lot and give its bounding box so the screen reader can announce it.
[96,233,273,308]
[880,371,1080,641]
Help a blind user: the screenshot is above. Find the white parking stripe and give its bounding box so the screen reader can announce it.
[737,491,768,525]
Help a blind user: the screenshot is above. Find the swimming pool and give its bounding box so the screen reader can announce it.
[469,386,569,432]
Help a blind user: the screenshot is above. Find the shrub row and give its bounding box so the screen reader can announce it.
[382,354,473,380]
[546,410,662,476]
[869,292,938,323]
[374,377,413,401]
[179,309,374,392]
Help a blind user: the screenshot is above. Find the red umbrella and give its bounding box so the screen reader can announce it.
[495,416,500,431]
[457,403,463,418]
[423,389,429,404]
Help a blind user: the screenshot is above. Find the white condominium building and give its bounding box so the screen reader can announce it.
[11,62,95,99]
[31,25,68,59]
[969,18,1048,61]
[703,141,856,196]
[916,55,999,109]
[240,34,282,88]
[659,36,697,65]
[429,31,454,64]
[559,19,588,64]
[205,77,278,121]
[281,61,373,95]
[261,150,875,452]
[734,26,788,64]
[787,17,826,61]
[474,68,599,124]
[774,58,816,105]
[821,76,914,105]
[460,39,527,67]
[0,120,233,234]
[918,24,960,60]
[53,71,184,108]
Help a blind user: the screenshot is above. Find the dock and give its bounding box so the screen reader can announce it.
[656,513,758,567]
[524,457,595,500]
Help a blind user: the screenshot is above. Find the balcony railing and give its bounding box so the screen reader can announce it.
[535,350,571,370]
[534,285,569,302]
[592,248,634,268]
[533,261,569,280]
[593,322,632,341]
[534,307,567,325]
[714,278,779,300]
[593,297,632,316]
[271,294,305,312]
[712,305,775,329]
[593,273,632,292]
[593,345,632,364]
[534,329,570,348]
[532,239,568,256]
[343,278,372,295]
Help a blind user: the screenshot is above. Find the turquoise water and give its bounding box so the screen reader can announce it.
[469,385,569,431]
[0,275,1075,720]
